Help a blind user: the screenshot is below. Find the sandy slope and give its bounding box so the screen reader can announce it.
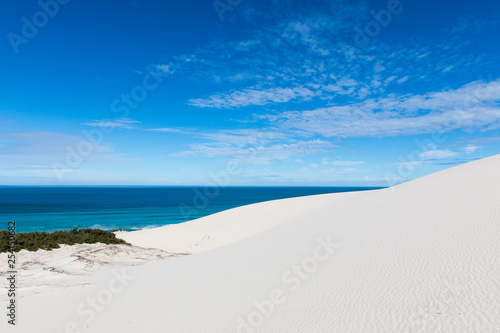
[0,244,176,301]
[1,155,500,332]
[115,190,363,254]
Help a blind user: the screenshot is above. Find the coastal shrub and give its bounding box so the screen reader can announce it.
[0,228,129,252]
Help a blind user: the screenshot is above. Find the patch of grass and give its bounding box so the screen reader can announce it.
[0,228,130,252]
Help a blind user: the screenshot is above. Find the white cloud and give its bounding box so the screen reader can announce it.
[198,129,288,146]
[463,144,480,154]
[155,64,175,75]
[442,65,454,73]
[374,62,386,73]
[397,76,409,84]
[331,160,365,167]
[146,128,185,133]
[83,118,141,129]
[263,79,500,138]
[0,131,138,183]
[0,131,112,156]
[322,84,355,96]
[357,87,370,99]
[384,76,397,86]
[337,77,358,87]
[460,136,500,144]
[189,86,316,108]
[419,149,459,160]
[173,139,335,161]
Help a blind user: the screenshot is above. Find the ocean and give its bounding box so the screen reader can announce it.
[0,186,381,233]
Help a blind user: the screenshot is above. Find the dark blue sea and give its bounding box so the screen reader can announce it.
[0,186,381,233]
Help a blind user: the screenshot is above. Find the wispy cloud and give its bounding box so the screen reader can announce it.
[463,144,480,154]
[0,131,140,182]
[0,131,112,155]
[174,139,335,162]
[155,64,175,75]
[331,160,365,167]
[84,120,190,135]
[419,149,459,160]
[189,86,316,109]
[146,128,186,133]
[197,129,288,145]
[397,76,409,84]
[457,136,500,144]
[83,118,141,129]
[259,79,500,138]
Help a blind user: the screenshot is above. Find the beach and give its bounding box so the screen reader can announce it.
[1,154,499,332]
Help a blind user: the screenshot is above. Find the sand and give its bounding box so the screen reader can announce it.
[1,154,499,332]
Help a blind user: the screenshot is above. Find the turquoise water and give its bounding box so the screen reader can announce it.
[0,186,381,233]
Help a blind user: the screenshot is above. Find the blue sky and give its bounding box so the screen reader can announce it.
[1,0,499,186]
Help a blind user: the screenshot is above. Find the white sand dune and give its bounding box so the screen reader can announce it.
[115,190,363,254]
[1,155,500,332]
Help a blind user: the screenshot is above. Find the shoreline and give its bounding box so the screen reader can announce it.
[0,186,383,234]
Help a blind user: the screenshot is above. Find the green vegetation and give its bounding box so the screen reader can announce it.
[0,228,130,252]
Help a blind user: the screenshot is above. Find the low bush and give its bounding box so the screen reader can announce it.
[0,228,130,252]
